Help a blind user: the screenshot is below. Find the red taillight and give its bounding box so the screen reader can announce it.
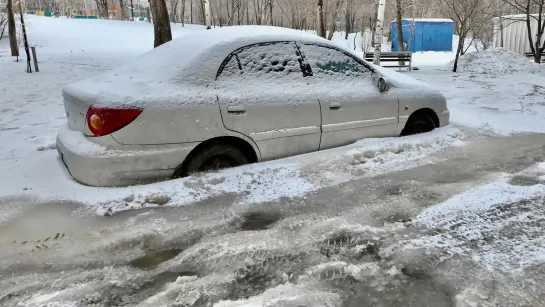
[86,106,142,136]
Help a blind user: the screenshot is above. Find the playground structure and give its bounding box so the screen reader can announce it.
[29,8,149,20]
[30,9,98,19]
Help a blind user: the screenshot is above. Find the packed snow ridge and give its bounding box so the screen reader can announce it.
[447,48,545,75]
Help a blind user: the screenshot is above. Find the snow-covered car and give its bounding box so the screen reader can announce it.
[56,26,450,187]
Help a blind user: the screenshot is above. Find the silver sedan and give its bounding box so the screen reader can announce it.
[56,26,450,187]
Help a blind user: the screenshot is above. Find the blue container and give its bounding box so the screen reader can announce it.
[391,19,454,52]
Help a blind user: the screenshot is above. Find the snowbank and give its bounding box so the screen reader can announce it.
[448,48,545,75]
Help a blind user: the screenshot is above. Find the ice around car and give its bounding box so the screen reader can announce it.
[56,26,450,187]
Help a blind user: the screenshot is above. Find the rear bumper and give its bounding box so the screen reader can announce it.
[438,109,450,127]
[56,125,198,187]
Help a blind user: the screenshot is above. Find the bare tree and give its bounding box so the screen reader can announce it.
[501,0,545,63]
[441,0,487,72]
[94,0,109,18]
[268,0,273,25]
[150,0,173,47]
[473,21,495,50]
[6,0,18,57]
[325,0,344,40]
[169,0,179,21]
[0,13,7,41]
[317,0,325,37]
[373,0,386,65]
[201,0,211,27]
[19,1,32,72]
[181,0,187,25]
[395,0,404,51]
[343,0,356,39]
[119,0,128,20]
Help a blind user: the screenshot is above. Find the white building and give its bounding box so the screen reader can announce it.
[493,14,545,55]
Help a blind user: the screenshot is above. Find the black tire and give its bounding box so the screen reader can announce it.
[183,143,248,176]
[402,115,436,136]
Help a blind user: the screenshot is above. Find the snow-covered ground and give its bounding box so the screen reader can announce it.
[1,16,545,307]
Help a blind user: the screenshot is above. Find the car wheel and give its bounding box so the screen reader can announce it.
[402,115,436,136]
[184,143,248,175]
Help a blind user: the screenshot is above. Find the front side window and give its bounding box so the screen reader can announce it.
[298,44,373,81]
[217,42,303,82]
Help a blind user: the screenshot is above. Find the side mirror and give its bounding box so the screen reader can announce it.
[377,77,391,92]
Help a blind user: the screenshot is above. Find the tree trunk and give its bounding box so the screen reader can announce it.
[6,0,18,57]
[269,0,273,26]
[317,0,326,38]
[535,1,544,63]
[120,0,129,20]
[395,0,404,52]
[199,0,209,27]
[326,0,341,40]
[246,3,250,24]
[371,0,378,47]
[203,0,211,27]
[453,33,465,72]
[19,1,32,73]
[190,0,193,23]
[150,0,173,47]
[181,0,186,25]
[0,22,7,41]
[169,0,179,22]
[344,9,349,39]
[100,0,109,19]
[373,0,386,65]
[499,16,504,48]
[237,3,240,25]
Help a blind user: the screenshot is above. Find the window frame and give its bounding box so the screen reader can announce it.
[215,41,305,80]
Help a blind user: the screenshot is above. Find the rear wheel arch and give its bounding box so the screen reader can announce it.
[173,136,259,178]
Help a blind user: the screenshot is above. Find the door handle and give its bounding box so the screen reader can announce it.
[227,105,246,114]
[329,102,342,110]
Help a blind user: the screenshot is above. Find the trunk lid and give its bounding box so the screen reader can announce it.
[62,91,93,132]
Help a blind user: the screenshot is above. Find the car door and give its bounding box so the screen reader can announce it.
[215,41,321,161]
[296,43,400,150]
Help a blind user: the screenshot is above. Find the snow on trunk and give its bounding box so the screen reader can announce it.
[373,0,386,65]
[204,0,211,28]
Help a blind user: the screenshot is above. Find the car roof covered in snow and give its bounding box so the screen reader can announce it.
[62,26,436,107]
[63,26,332,106]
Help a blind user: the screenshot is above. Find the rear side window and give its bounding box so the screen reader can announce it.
[217,42,303,81]
[298,44,372,81]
